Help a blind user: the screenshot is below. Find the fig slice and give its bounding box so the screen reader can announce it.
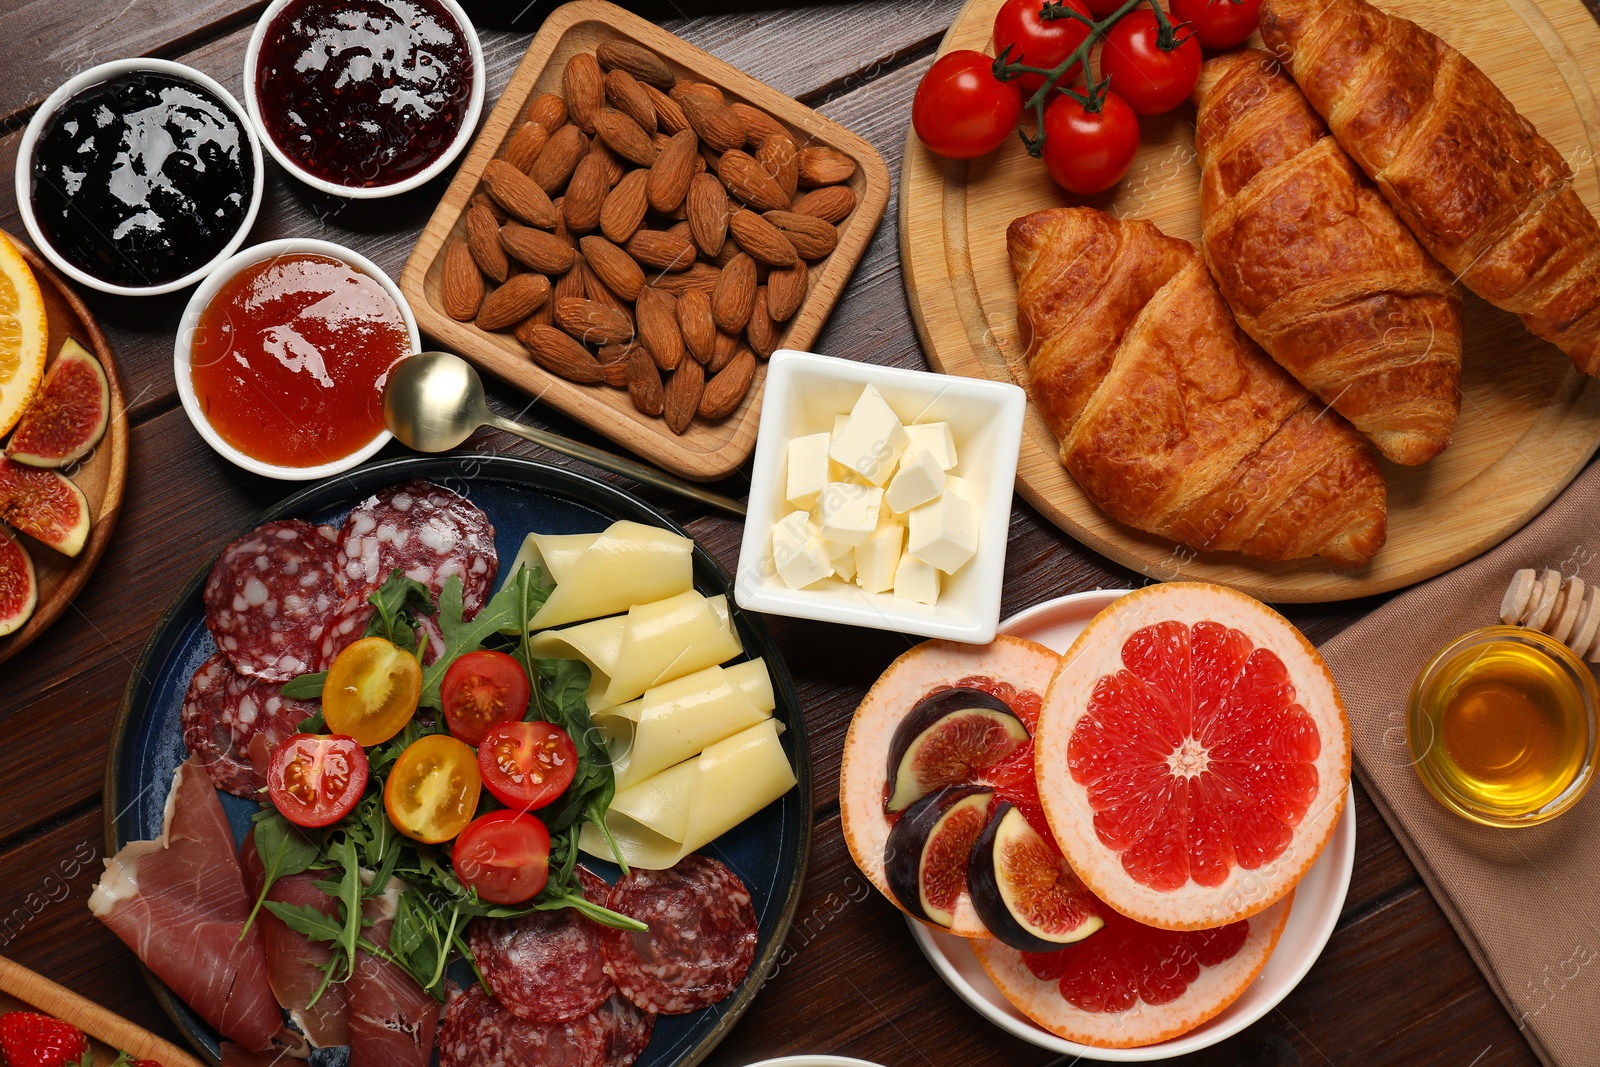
[0,456,90,557]
[0,526,36,636]
[6,338,110,468]
[885,688,1029,813]
[969,802,1103,952]
[885,785,993,927]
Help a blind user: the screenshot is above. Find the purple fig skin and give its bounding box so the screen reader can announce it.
[884,785,994,924]
[968,803,1102,952]
[884,688,1028,813]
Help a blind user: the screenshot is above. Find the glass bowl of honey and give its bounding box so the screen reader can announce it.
[1407,626,1600,827]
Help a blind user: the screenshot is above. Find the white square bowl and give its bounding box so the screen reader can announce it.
[735,349,1026,644]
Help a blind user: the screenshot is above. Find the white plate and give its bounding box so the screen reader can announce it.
[739,1059,886,1067]
[907,589,1356,1062]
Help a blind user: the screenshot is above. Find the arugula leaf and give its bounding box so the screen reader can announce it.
[417,569,549,709]
[281,672,327,701]
[367,575,435,651]
[316,837,367,983]
[242,811,322,937]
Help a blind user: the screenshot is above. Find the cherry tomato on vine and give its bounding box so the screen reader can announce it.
[912,49,1024,159]
[478,720,579,811]
[1098,9,1202,115]
[453,810,552,905]
[992,0,1092,95]
[442,649,531,746]
[1041,90,1140,194]
[267,733,369,828]
[1170,0,1265,51]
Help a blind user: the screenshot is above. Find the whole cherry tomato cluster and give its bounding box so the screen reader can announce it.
[911,0,1264,193]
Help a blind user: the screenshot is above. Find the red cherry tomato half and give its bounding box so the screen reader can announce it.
[442,650,531,746]
[1041,90,1141,194]
[913,49,1024,160]
[1170,0,1265,51]
[267,733,369,828]
[452,810,552,905]
[1098,9,1203,115]
[478,720,579,811]
[993,0,1092,95]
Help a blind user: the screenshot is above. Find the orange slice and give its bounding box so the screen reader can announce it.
[0,233,48,438]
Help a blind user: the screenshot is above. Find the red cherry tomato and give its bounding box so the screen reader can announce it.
[267,733,369,828]
[1170,0,1265,50]
[913,49,1024,159]
[1041,90,1140,194]
[452,810,552,905]
[993,0,1093,95]
[1098,9,1203,115]
[442,650,531,746]
[478,720,579,811]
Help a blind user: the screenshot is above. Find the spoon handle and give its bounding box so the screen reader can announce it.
[485,414,747,518]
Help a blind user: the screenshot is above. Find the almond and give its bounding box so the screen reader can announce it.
[756,135,799,200]
[798,145,856,187]
[644,84,689,135]
[501,223,576,274]
[765,259,807,321]
[729,209,798,266]
[596,40,675,90]
[648,128,698,213]
[562,154,609,233]
[717,150,789,212]
[599,169,650,244]
[580,235,645,301]
[471,191,507,223]
[554,261,588,304]
[712,252,757,332]
[555,296,634,345]
[600,350,632,388]
[677,287,716,364]
[504,121,550,173]
[626,229,697,272]
[465,202,510,283]
[599,340,643,364]
[635,286,685,371]
[791,184,857,224]
[663,358,704,434]
[604,69,656,132]
[526,92,568,131]
[588,137,625,187]
[699,347,755,419]
[626,346,666,415]
[552,199,574,247]
[666,220,693,241]
[442,238,484,321]
[678,94,746,154]
[563,53,605,133]
[709,328,739,373]
[685,172,729,256]
[671,80,723,105]
[582,259,633,316]
[711,236,742,268]
[593,108,658,167]
[655,262,722,297]
[746,287,778,358]
[482,159,559,228]
[477,272,551,331]
[517,323,605,383]
[763,209,838,259]
[529,124,588,193]
[729,103,789,148]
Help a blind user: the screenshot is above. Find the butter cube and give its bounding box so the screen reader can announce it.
[893,552,940,605]
[904,422,957,471]
[908,492,980,575]
[943,474,973,504]
[826,540,857,581]
[771,511,832,589]
[855,517,903,594]
[885,448,947,514]
[817,482,883,547]
[829,385,908,486]
[785,432,831,510]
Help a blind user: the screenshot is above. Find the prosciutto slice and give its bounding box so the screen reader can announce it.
[347,879,440,1067]
[89,757,281,1051]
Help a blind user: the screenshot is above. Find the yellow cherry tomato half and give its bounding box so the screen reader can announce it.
[384,734,483,844]
[322,636,423,747]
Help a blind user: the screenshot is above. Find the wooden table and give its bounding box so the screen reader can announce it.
[0,1,1571,1064]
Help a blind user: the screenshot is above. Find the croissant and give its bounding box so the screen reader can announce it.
[1194,49,1463,466]
[1008,207,1387,565]
[1261,0,1600,376]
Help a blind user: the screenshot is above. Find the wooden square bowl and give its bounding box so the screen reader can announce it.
[400,0,891,482]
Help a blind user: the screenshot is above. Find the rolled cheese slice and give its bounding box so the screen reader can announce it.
[509,521,695,629]
[580,718,797,869]
[596,659,777,790]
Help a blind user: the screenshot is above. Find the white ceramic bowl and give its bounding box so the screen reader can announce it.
[14,58,264,297]
[242,0,486,198]
[174,238,419,480]
[735,349,1026,644]
[907,589,1357,1061]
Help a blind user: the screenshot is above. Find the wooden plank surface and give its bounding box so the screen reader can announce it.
[0,0,1552,1063]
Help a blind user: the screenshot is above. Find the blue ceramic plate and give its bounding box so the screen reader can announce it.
[104,455,812,1067]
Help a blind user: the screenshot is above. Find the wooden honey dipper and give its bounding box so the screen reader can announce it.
[1501,569,1600,662]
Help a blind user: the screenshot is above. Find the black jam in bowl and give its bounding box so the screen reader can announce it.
[255,0,474,189]
[30,71,254,289]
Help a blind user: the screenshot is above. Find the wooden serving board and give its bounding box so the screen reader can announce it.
[0,955,203,1067]
[902,0,1600,602]
[401,0,891,483]
[0,238,128,662]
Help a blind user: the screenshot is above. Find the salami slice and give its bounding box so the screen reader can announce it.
[600,855,758,1015]
[180,653,317,796]
[315,596,375,671]
[335,481,497,618]
[439,985,609,1067]
[468,867,614,1023]
[595,993,654,1067]
[204,520,341,683]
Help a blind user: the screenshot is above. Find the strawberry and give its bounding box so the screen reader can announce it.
[0,1012,91,1067]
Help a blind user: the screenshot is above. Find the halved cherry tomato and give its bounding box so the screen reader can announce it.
[384,734,482,844]
[1170,0,1265,51]
[452,810,552,905]
[478,720,578,811]
[912,49,1024,160]
[992,0,1092,95]
[323,636,422,747]
[1098,9,1203,115]
[442,650,531,746]
[267,733,369,828]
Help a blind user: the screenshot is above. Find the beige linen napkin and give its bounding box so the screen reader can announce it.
[1320,463,1600,1067]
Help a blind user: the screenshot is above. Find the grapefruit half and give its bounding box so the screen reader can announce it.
[1036,583,1349,930]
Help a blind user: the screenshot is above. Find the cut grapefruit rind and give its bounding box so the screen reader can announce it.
[841,635,1061,939]
[973,892,1292,1048]
[1037,583,1350,931]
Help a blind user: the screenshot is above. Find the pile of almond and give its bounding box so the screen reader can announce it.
[441,39,860,434]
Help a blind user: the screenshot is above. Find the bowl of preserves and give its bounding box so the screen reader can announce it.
[15,58,264,297]
[243,0,486,198]
[174,238,420,479]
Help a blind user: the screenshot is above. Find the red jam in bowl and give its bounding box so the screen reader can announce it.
[255,0,473,188]
[189,253,410,468]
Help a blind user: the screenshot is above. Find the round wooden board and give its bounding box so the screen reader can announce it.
[902,0,1600,603]
[0,238,129,662]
